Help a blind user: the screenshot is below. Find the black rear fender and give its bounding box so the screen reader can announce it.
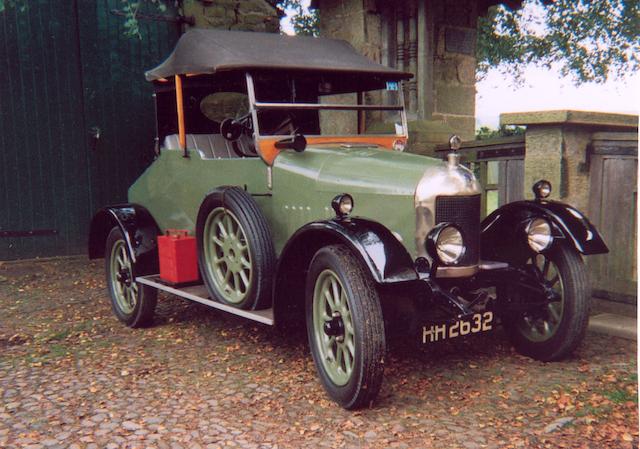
[88,204,160,271]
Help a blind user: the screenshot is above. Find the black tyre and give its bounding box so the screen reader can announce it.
[105,227,157,327]
[196,186,275,310]
[501,245,589,361]
[305,244,385,409]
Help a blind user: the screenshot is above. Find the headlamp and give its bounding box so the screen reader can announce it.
[426,223,466,266]
[331,194,354,217]
[533,180,552,200]
[526,218,553,252]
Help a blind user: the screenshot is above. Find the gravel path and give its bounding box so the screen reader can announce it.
[0,257,637,449]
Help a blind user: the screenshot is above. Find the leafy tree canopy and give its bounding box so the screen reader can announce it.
[478,0,640,84]
[268,0,319,36]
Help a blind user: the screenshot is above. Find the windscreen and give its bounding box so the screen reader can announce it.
[251,72,406,138]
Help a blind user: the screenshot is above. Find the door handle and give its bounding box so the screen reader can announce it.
[89,126,101,151]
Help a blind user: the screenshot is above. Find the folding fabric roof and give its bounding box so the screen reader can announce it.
[145,28,413,82]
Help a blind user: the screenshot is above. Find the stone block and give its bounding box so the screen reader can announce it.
[203,6,227,19]
[435,83,475,116]
[435,57,458,83]
[183,0,279,33]
[560,127,592,211]
[202,16,232,29]
[230,22,265,32]
[436,114,475,141]
[405,119,457,155]
[501,110,639,128]
[242,12,267,26]
[523,126,563,200]
[456,57,476,85]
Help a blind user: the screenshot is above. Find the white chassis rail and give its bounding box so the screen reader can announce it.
[136,275,274,325]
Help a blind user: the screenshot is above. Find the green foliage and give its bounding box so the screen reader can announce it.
[475,125,525,140]
[276,0,319,36]
[0,0,26,13]
[478,0,640,84]
[119,0,168,39]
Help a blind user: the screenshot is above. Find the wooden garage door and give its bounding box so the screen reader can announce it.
[588,133,638,304]
[0,0,179,260]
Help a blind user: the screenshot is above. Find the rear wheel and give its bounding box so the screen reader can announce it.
[502,245,589,361]
[105,227,157,327]
[196,187,275,310]
[306,245,385,409]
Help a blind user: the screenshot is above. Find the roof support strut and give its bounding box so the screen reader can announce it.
[174,75,187,158]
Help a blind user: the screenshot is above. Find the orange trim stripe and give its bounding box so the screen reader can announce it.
[257,135,406,165]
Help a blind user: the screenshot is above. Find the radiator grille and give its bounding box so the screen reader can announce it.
[435,195,481,266]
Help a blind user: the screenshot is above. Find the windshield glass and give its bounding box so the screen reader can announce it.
[251,73,406,138]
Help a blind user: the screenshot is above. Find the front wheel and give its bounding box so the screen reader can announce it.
[501,245,590,361]
[306,245,385,409]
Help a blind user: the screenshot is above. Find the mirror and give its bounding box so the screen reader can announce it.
[275,134,307,153]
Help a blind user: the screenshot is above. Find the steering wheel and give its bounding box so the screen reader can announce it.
[221,110,299,157]
[220,114,258,158]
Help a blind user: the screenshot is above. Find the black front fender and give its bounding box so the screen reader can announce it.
[272,217,417,327]
[278,217,418,284]
[88,204,160,269]
[481,200,608,261]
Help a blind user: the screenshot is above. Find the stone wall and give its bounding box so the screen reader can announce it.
[182,0,279,33]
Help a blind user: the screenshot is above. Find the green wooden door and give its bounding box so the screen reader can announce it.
[0,1,179,260]
[0,1,90,259]
[77,0,180,213]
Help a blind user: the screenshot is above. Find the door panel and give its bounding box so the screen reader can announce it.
[0,1,179,260]
[0,1,90,259]
[588,154,637,301]
[77,0,180,214]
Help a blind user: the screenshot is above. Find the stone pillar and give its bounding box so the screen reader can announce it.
[431,0,478,142]
[316,0,480,155]
[182,0,279,32]
[501,110,639,213]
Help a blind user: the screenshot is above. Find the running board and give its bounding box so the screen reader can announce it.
[136,275,274,325]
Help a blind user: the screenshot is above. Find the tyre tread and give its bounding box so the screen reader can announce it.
[308,244,385,409]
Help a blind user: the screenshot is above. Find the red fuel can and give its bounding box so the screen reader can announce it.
[157,229,199,284]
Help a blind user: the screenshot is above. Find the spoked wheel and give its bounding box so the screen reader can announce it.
[312,269,356,386]
[105,227,157,327]
[196,187,275,310]
[110,239,137,314]
[515,253,564,342]
[202,208,252,305]
[502,245,589,361]
[306,245,385,409]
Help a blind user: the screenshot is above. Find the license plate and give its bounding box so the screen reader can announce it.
[422,312,494,344]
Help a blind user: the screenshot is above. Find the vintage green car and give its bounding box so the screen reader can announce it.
[89,29,608,409]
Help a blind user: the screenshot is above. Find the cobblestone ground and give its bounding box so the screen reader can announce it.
[0,257,637,449]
